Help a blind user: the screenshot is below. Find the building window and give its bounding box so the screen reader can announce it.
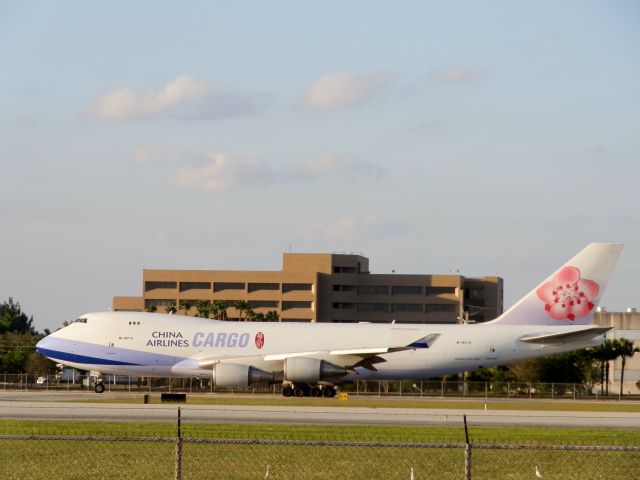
[391,303,423,312]
[357,285,389,295]
[333,285,355,292]
[333,266,357,273]
[426,286,456,296]
[425,304,457,313]
[357,303,389,312]
[281,318,312,322]
[145,299,175,307]
[247,300,279,309]
[145,281,177,291]
[391,286,423,295]
[214,282,245,292]
[248,283,280,292]
[282,301,312,310]
[282,283,312,293]
[333,303,356,310]
[179,282,211,292]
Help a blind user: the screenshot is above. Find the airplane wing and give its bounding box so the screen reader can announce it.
[519,327,611,345]
[197,333,440,369]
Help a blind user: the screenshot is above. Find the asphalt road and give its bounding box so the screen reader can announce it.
[1,392,639,428]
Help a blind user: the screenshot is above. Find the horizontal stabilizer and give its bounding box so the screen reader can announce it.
[519,327,611,345]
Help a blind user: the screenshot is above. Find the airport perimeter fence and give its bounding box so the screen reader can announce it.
[2,373,637,400]
[1,411,639,480]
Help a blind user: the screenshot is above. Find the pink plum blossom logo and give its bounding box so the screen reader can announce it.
[536,266,599,321]
[255,332,265,349]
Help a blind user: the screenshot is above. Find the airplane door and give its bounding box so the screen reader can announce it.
[486,343,497,361]
[106,338,116,357]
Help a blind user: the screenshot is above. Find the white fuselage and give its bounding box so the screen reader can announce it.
[37,312,603,380]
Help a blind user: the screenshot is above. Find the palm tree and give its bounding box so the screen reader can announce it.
[145,303,157,313]
[265,310,279,322]
[165,304,177,315]
[233,300,249,321]
[617,338,640,397]
[211,300,229,320]
[245,308,257,322]
[591,339,619,395]
[195,300,212,318]
[181,301,192,316]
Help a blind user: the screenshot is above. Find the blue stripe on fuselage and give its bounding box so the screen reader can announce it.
[36,347,140,366]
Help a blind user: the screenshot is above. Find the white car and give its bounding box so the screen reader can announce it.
[36,376,48,384]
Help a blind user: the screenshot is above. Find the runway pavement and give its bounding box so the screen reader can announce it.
[1,392,639,428]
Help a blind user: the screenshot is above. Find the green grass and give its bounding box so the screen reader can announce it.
[2,419,639,445]
[2,420,638,479]
[79,393,640,413]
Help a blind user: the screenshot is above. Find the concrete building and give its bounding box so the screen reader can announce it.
[113,252,503,324]
[593,309,640,394]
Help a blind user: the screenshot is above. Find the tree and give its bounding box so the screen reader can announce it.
[264,310,279,322]
[0,297,34,334]
[165,304,177,314]
[590,339,619,395]
[233,300,249,321]
[210,301,229,320]
[245,308,257,322]
[195,300,212,318]
[617,338,640,397]
[145,303,157,313]
[181,301,192,316]
[0,298,55,374]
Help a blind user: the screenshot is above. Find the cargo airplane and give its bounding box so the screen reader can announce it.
[37,243,622,396]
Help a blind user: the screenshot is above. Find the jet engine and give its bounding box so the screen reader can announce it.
[284,357,347,383]
[213,363,274,388]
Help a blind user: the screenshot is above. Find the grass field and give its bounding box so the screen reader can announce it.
[2,418,639,444]
[2,420,638,479]
[80,393,640,413]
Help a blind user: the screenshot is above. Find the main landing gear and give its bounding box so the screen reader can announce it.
[282,383,336,398]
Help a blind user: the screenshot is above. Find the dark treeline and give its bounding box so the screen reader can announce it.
[0,297,55,374]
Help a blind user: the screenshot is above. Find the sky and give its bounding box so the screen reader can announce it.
[1,1,639,332]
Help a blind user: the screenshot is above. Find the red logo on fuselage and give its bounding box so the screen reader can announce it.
[255,332,265,349]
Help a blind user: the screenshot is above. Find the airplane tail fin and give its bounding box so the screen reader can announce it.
[488,243,623,326]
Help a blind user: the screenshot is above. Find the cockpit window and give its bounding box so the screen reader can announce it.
[73,318,88,324]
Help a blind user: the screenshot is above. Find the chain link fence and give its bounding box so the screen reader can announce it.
[2,373,637,400]
[1,434,638,479]
[1,408,639,480]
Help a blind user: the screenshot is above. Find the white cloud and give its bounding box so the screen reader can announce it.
[132,145,171,166]
[437,67,487,84]
[302,72,393,109]
[89,75,273,121]
[167,151,383,193]
[89,76,213,120]
[169,153,271,192]
[302,216,379,241]
[288,153,383,181]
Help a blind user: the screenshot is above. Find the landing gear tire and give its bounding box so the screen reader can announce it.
[94,382,105,394]
[310,387,322,397]
[282,386,293,397]
[323,387,335,398]
[293,386,305,397]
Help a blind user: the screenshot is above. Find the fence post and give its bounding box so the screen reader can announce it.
[175,407,182,480]
[464,414,472,480]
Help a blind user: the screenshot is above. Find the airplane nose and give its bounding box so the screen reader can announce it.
[36,336,51,355]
